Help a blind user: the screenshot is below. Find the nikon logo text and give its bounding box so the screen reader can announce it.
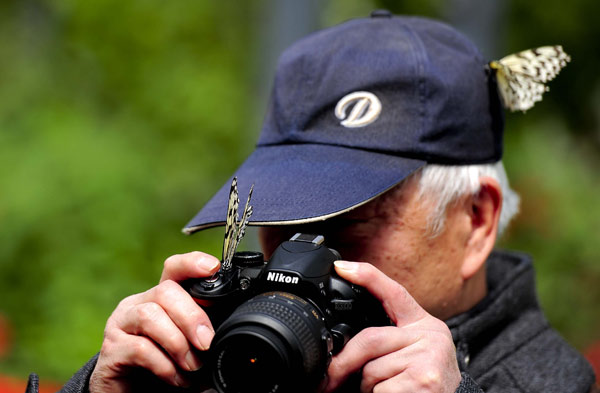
[266,272,299,285]
[335,91,382,128]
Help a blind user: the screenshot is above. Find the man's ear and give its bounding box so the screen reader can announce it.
[461,177,502,280]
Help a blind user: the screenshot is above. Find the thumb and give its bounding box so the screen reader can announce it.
[334,260,428,327]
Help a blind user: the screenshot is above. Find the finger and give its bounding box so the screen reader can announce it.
[370,372,415,393]
[101,330,191,388]
[326,326,419,392]
[361,335,460,393]
[334,261,427,326]
[137,280,215,351]
[160,252,220,283]
[368,368,448,393]
[118,301,202,372]
[360,350,409,393]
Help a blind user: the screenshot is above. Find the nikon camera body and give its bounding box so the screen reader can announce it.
[185,233,390,393]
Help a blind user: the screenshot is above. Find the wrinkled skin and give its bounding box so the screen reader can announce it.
[90,176,502,393]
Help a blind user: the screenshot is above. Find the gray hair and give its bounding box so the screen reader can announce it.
[414,162,520,238]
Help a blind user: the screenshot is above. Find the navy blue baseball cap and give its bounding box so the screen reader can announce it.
[184,11,504,234]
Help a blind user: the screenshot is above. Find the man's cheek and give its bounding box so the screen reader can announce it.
[337,242,386,264]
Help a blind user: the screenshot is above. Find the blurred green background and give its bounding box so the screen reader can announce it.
[1,0,599,384]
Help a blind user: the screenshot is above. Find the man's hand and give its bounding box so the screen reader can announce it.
[326,261,461,393]
[89,252,220,393]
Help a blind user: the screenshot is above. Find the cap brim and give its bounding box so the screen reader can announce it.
[183,144,426,234]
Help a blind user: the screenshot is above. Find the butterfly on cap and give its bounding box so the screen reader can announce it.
[222,177,254,271]
[490,45,570,112]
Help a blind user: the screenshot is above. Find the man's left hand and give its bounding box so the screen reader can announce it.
[325,261,461,393]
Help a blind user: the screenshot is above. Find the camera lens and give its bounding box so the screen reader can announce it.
[210,292,329,393]
[214,327,287,392]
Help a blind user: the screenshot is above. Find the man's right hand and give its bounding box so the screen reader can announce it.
[89,252,220,393]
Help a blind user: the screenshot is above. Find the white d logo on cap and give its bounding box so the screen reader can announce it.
[335,91,382,128]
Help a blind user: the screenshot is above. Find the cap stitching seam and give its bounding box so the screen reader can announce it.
[399,21,428,140]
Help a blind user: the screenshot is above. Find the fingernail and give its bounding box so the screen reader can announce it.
[334,260,358,272]
[196,325,214,351]
[197,256,220,272]
[174,373,191,388]
[185,350,203,371]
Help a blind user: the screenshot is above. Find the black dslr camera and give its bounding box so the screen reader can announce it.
[185,233,390,393]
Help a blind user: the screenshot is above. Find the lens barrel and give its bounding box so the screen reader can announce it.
[210,292,329,393]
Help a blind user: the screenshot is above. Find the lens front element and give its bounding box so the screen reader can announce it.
[210,292,328,393]
[215,328,288,392]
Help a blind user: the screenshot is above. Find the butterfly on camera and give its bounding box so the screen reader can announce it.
[222,177,254,271]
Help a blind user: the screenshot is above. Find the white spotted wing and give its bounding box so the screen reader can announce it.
[222,177,253,270]
[490,46,570,112]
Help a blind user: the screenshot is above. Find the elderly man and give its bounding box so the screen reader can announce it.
[32,11,595,393]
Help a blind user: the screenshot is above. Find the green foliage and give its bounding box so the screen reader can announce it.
[0,0,258,381]
[500,118,600,348]
[1,0,598,384]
